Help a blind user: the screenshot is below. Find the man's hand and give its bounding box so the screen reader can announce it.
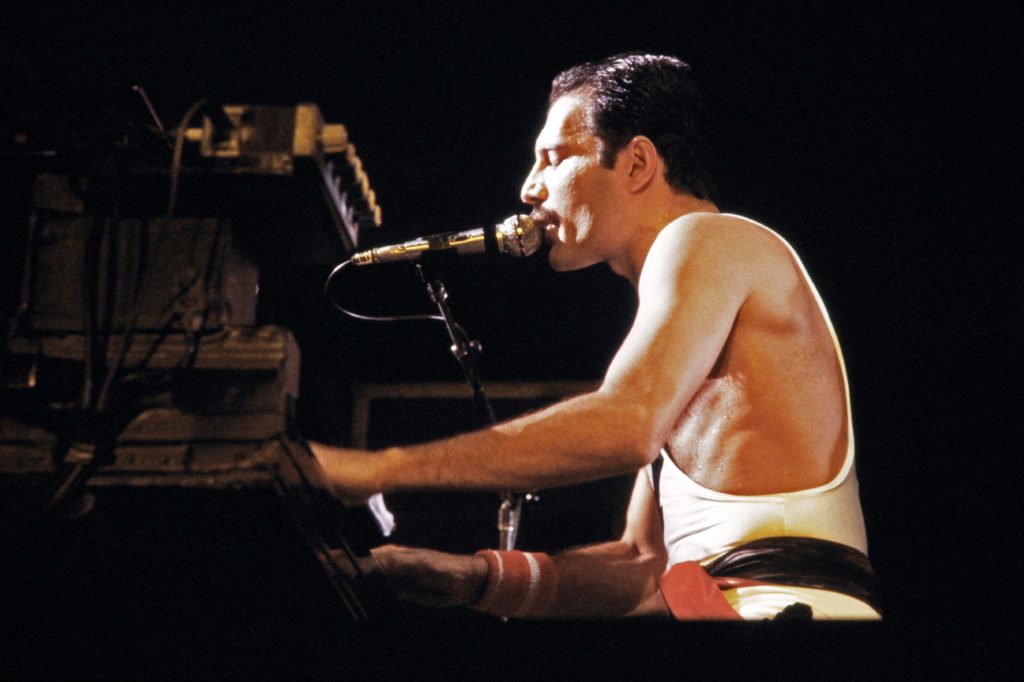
[371,544,489,608]
[308,441,383,506]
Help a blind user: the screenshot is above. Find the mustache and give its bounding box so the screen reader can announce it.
[529,209,558,225]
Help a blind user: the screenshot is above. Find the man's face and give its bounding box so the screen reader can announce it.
[520,94,623,271]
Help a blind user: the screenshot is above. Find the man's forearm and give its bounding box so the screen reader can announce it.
[376,391,657,494]
[477,540,666,619]
[373,540,666,619]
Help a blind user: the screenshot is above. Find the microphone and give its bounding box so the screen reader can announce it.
[349,215,541,266]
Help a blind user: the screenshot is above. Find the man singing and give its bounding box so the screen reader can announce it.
[312,53,882,620]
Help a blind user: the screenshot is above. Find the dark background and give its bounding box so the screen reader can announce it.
[1,2,1019,678]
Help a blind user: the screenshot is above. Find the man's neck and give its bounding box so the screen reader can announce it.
[608,194,719,285]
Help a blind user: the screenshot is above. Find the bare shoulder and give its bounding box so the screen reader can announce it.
[640,212,795,292]
[654,211,790,256]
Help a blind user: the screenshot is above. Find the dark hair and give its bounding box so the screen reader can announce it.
[549,53,715,200]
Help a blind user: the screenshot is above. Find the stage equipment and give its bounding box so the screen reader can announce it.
[0,100,394,635]
[325,251,542,552]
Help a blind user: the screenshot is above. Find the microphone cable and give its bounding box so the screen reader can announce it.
[324,258,447,325]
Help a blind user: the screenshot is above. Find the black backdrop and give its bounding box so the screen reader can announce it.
[1,2,1020,678]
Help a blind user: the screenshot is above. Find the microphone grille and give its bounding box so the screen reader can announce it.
[497,215,542,258]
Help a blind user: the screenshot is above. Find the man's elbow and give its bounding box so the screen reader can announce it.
[585,389,665,469]
[613,405,665,469]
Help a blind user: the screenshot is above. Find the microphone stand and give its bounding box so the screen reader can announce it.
[415,263,525,551]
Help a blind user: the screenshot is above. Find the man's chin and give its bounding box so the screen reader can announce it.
[546,247,590,272]
[547,258,571,272]
[546,247,573,272]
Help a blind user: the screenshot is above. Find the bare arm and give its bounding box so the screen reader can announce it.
[313,215,753,501]
[372,471,669,618]
[540,470,669,617]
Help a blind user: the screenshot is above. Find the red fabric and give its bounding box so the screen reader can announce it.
[473,550,558,618]
[659,561,744,620]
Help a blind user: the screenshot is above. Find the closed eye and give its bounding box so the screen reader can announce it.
[536,146,566,169]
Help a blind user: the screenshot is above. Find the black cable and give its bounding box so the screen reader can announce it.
[167,99,205,218]
[323,258,447,324]
[88,163,138,411]
[95,214,147,412]
[177,217,226,371]
[79,214,105,411]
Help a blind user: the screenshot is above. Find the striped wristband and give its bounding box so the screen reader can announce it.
[472,550,559,618]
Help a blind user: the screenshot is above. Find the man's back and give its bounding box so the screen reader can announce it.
[641,213,849,495]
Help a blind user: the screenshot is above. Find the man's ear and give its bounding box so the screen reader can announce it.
[621,135,660,193]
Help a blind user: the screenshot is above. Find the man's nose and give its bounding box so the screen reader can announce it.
[520,168,547,205]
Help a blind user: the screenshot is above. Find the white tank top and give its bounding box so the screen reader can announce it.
[648,216,869,567]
